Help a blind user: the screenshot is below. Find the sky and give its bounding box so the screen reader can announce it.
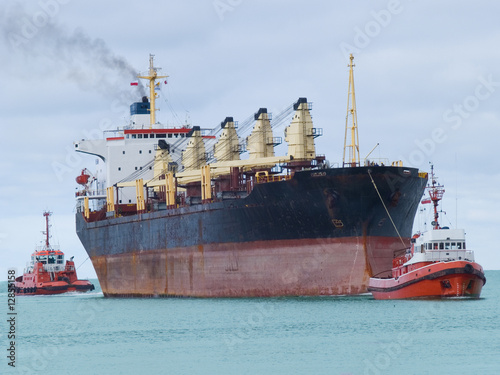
[1,0,499,280]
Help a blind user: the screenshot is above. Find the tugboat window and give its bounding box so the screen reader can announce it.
[439,243,444,250]
[457,243,462,249]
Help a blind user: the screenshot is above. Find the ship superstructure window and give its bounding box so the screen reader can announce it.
[156,134,166,138]
[457,242,462,249]
[168,134,172,138]
[139,150,142,154]
[439,243,444,250]
[123,151,125,154]
[138,134,143,139]
[118,167,121,171]
[149,150,152,154]
[132,134,137,139]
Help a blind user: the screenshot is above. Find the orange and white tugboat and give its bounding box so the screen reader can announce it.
[14,211,95,295]
[368,166,486,299]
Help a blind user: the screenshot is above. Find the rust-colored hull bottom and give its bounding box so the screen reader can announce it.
[91,236,406,297]
[368,261,486,300]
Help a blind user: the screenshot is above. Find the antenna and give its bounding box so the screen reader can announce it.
[427,165,445,230]
[343,54,360,167]
[42,211,52,249]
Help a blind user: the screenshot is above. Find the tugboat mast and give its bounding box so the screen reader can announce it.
[43,211,52,250]
[343,54,360,167]
[137,54,168,128]
[427,165,445,230]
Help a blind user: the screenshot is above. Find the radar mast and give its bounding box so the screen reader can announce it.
[138,54,168,128]
[343,54,360,167]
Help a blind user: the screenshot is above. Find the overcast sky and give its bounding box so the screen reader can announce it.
[1,0,499,280]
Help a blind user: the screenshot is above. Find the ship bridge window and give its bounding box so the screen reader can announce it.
[138,134,143,139]
[168,134,172,138]
[433,243,438,250]
[450,242,456,249]
[58,255,63,260]
[126,134,130,139]
[48,255,56,264]
[439,243,444,250]
[457,242,462,250]
[132,134,137,139]
[156,134,166,138]
[445,242,451,250]
[180,134,185,138]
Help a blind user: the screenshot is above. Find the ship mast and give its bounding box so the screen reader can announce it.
[427,165,445,230]
[343,54,360,168]
[137,54,168,128]
[43,211,52,250]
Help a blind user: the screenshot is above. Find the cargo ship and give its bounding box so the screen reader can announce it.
[73,54,428,297]
[14,212,94,295]
[368,166,486,299]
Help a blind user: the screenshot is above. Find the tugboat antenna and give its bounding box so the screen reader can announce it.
[137,54,168,129]
[43,211,52,250]
[343,54,361,168]
[427,165,445,230]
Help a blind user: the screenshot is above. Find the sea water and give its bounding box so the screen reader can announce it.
[2,271,499,375]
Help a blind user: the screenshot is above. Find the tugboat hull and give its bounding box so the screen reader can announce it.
[368,261,486,299]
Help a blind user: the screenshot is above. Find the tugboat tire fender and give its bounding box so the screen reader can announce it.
[464,264,474,274]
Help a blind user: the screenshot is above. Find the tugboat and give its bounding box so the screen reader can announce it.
[368,166,486,299]
[14,211,95,295]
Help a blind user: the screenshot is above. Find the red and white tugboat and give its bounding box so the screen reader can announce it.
[368,166,486,299]
[14,211,95,295]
